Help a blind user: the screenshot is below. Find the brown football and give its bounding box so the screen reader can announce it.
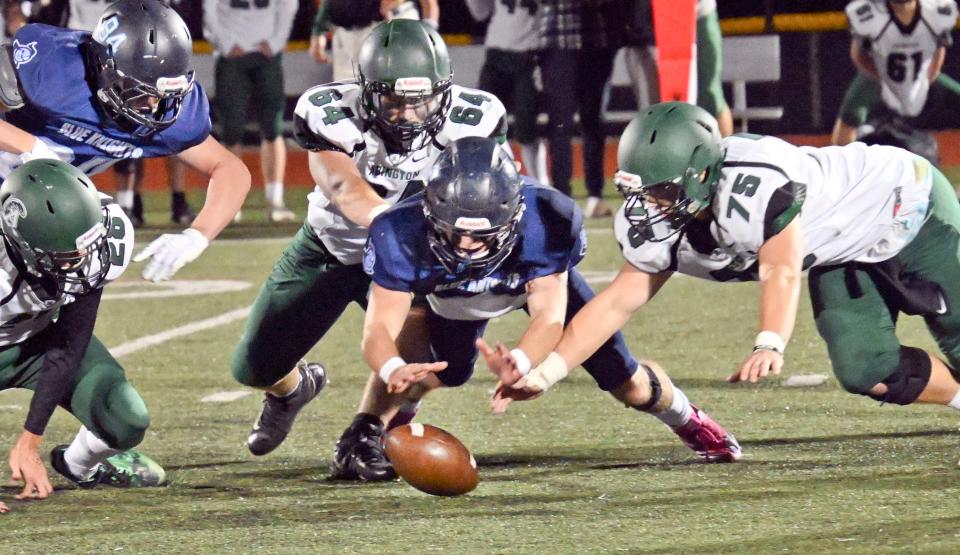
[384,423,479,496]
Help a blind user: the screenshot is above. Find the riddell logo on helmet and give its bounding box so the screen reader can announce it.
[157,75,191,94]
[394,77,432,95]
[76,223,106,251]
[614,170,643,192]
[454,217,491,230]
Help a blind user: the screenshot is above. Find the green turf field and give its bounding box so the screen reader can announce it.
[2,186,960,554]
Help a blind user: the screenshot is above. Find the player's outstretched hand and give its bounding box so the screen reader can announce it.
[727,348,783,384]
[0,500,8,513]
[134,228,209,282]
[476,338,524,386]
[387,361,448,394]
[489,378,544,415]
[9,431,52,501]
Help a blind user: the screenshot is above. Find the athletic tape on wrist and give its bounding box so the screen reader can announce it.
[753,331,786,354]
[378,356,406,384]
[510,348,531,376]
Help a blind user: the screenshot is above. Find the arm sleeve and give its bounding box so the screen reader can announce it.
[269,0,300,55]
[23,287,103,435]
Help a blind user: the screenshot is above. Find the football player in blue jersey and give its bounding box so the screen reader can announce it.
[0,0,249,282]
[353,136,741,479]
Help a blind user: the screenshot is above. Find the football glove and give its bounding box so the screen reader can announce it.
[134,228,208,282]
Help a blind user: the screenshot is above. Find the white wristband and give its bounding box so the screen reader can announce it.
[423,18,439,30]
[378,356,406,384]
[754,331,786,354]
[525,351,569,392]
[367,203,389,224]
[510,348,532,376]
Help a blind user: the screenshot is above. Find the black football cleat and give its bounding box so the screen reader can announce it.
[330,414,397,481]
[247,361,327,456]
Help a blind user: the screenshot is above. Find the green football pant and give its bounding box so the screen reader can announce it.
[214,52,286,145]
[809,167,960,394]
[839,71,960,126]
[231,224,370,388]
[696,10,727,117]
[0,334,149,449]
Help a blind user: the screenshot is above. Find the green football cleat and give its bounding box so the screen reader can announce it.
[99,449,167,487]
[52,445,167,488]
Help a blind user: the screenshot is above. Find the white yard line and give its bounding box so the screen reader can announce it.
[110,306,252,359]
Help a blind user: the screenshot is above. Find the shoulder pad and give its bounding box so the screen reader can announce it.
[293,82,365,155]
[0,45,23,110]
[434,85,508,145]
[364,205,423,291]
[526,185,587,265]
[922,0,958,32]
[846,0,887,36]
[101,202,135,284]
[714,157,801,251]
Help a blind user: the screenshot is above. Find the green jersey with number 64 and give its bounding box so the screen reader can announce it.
[293,81,507,265]
[846,0,957,116]
[615,135,933,281]
[0,199,133,346]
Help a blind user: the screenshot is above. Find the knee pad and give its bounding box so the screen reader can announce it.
[867,346,931,405]
[103,382,150,450]
[630,363,663,412]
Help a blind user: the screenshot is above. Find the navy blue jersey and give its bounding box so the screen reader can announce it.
[2,25,211,177]
[364,181,587,320]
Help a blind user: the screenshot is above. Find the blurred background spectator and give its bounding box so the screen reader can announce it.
[465,0,550,187]
[310,0,438,81]
[204,0,299,223]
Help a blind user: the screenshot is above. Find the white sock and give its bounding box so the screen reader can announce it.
[949,389,960,411]
[654,386,693,429]
[265,181,285,208]
[64,426,120,479]
[116,190,134,210]
[535,141,551,186]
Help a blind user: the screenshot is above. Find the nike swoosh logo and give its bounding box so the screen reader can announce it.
[412,154,428,163]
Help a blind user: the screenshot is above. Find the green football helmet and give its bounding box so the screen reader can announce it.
[356,19,453,151]
[614,102,725,241]
[0,160,109,293]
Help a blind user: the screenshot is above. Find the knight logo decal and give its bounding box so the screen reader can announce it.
[94,15,127,52]
[12,40,38,69]
[363,242,376,275]
[2,198,27,228]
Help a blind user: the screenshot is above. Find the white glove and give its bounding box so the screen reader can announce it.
[20,138,59,164]
[133,228,209,282]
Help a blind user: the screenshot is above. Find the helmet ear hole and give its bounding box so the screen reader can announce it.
[46,200,55,214]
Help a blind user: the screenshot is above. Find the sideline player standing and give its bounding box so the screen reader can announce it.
[0,0,249,282]
[831,0,959,146]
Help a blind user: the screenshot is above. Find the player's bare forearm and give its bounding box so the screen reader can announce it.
[756,219,804,342]
[0,120,39,154]
[177,137,251,240]
[309,150,386,227]
[928,47,946,81]
[516,273,568,365]
[556,264,670,370]
[361,285,413,371]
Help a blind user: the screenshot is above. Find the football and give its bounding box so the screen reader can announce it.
[383,423,479,496]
